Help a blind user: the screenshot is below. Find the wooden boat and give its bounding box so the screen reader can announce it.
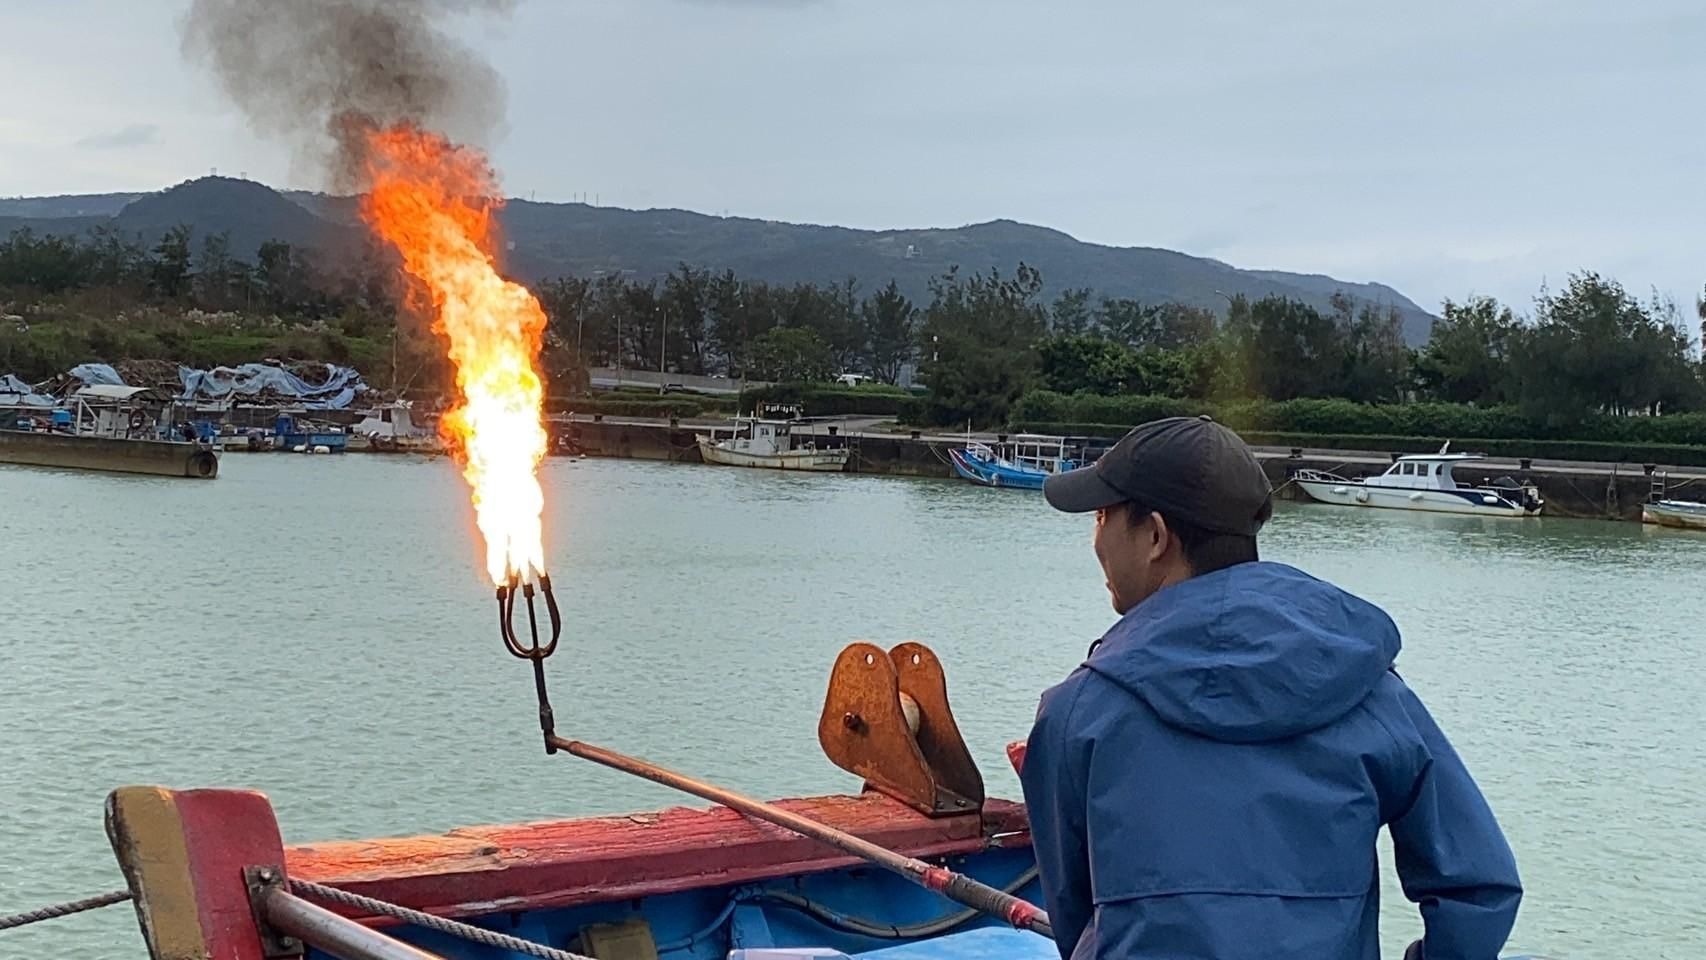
[1294,448,1542,517]
[696,404,850,473]
[948,435,1082,490]
[28,636,1561,959]
[100,641,1051,960]
[1642,498,1706,530]
[105,785,1045,960]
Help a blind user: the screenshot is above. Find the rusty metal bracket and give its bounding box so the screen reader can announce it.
[817,642,985,817]
[244,865,306,959]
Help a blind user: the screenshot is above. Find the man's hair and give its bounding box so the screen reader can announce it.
[1127,499,1270,575]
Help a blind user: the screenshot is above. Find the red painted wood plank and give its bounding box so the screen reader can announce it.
[285,793,1032,921]
[106,786,285,960]
[176,789,286,960]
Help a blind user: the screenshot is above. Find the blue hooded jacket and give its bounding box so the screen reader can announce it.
[1019,561,1521,960]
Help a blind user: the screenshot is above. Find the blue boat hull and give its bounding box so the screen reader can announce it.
[105,783,1565,960]
[280,432,349,452]
[301,846,1557,960]
[948,449,1048,490]
[306,847,1045,960]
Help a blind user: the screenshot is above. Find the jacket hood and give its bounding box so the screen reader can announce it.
[1084,561,1401,742]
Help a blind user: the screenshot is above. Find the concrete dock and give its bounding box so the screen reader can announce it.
[551,414,1706,522]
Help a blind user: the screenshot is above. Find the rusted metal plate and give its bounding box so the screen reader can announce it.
[817,641,984,816]
[818,642,939,813]
[890,642,984,813]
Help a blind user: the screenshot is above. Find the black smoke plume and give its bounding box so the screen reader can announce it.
[180,0,514,187]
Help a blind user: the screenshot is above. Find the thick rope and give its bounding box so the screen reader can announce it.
[288,878,594,960]
[0,890,133,931]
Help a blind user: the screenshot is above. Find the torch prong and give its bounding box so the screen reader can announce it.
[493,566,561,748]
[538,574,562,657]
[495,567,561,661]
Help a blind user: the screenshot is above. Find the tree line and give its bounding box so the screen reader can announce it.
[4,224,1703,431]
[912,264,1705,429]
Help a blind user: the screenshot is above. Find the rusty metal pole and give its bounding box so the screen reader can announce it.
[259,886,447,960]
[548,736,1053,941]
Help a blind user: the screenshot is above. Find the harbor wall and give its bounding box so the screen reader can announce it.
[0,431,219,478]
[553,418,1684,522]
[556,418,954,478]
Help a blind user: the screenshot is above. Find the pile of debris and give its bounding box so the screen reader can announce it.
[109,360,185,394]
[19,360,375,411]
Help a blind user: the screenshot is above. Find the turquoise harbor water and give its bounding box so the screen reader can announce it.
[2,454,1703,958]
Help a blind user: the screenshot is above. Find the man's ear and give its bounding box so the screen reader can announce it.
[1146,511,1170,562]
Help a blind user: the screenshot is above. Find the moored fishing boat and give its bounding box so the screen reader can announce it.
[273,412,350,453]
[697,404,851,472]
[0,386,220,478]
[1641,498,1706,530]
[351,400,444,453]
[1293,448,1542,517]
[948,435,1081,490]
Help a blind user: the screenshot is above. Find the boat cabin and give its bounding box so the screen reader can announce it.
[69,385,169,439]
[1000,434,1075,473]
[353,400,430,440]
[704,403,808,456]
[1370,453,1484,490]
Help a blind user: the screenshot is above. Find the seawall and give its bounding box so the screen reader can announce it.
[555,416,955,478]
[552,416,1706,522]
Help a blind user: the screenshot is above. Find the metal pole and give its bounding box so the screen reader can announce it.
[260,887,447,960]
[547,736,1052,940]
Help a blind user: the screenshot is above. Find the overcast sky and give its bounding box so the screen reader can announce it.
[3,0,1702,319]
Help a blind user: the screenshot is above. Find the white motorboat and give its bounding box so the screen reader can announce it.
[1642,499,1706,530]
[351,400,443,452]
[1293,448,1543,517]
[696,404,851,472]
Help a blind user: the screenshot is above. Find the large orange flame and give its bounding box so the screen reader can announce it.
[360,124,548,585]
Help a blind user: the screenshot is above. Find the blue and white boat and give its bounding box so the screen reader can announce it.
[273,412,349,453]
[949,435,1081,490]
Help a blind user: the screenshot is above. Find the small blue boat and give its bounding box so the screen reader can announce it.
[948,436,1080,490]
[274,413,350,453]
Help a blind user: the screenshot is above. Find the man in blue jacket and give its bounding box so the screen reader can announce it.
[1024,416,1521,960]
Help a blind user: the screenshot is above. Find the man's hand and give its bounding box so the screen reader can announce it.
[1006,739,1027,774]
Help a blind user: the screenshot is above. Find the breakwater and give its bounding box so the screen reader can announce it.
[550,416,1706,522]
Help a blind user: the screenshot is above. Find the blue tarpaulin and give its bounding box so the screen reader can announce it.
[68,363,125,386]
[1,374,55,406]
[176,363,365,409]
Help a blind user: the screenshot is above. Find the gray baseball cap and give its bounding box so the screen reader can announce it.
[1042,415,1273,536]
